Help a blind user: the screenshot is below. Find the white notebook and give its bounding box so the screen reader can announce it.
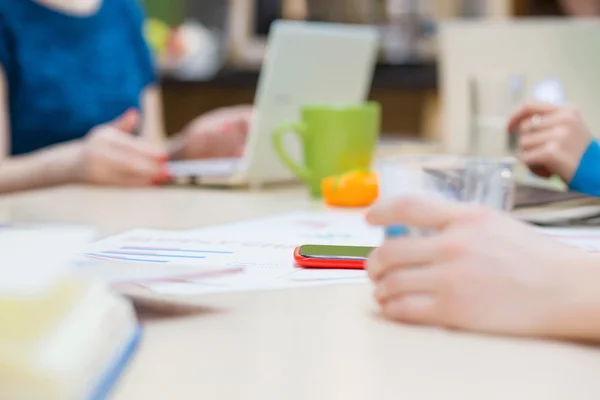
[0,283,141,400]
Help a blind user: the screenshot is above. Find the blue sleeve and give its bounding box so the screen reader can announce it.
[568,139,600,196]
[0,12,12,74]
[123,0,158,87]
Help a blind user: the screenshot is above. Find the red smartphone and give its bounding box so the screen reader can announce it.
[293,244,375,270]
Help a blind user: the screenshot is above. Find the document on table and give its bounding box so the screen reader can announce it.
[0,225,97,295]
[189,210,384,246]
[84,211,382,295]
[81,230,244,284]
[82,212,600,295]
[541,228,600,252]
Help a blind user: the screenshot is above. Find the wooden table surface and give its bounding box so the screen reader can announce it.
[4,185,600,400]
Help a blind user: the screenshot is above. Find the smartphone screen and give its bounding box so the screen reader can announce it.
[298,245,375,260]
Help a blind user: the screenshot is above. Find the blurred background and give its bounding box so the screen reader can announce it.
[142,0,591,142]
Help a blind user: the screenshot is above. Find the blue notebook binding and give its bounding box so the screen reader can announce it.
[86,325,143,400]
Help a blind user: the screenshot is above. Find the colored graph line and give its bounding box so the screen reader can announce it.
[86,254,169,263]
[120,246,234,254]
[103,251,207,259]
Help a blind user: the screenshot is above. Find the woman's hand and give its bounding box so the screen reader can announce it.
[73,109,170,186]
[366,196,600,341]
[507,102,592,182]
[171,105,253,160]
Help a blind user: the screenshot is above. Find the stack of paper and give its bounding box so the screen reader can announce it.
[83,211,383,296]
[85,212,600,298]
[81,232,244,284]
[0,226,141,400]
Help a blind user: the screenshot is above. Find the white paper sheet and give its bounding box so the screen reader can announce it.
[541,228,600,252]
[0,225,97,296]
[190,210,384,246]
[145,224,600,295]
[85,213,600,296]
[105,211,383,295]
[82,230,243,283]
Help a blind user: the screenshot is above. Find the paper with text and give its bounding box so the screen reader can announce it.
[102,211,382,295]
[542,228,600,253]
[83,230,243,283]
[0,225,96,296]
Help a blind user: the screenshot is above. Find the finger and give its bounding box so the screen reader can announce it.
[366,196,487,231]
[519,129,556,152]
[381,294,438,325]
[521,143,559,168]
[107,130,167,160]
[99,146,165,184]
[518,112,563,135]
[226,119,249,154]
[235,143,246,157]
[374,267,440,303]
[209,132,240,158]
[507,102,560,134]
[367,237,443,282]
[230,104,254,119]
[225,107,254,131]
[109,108,141,134]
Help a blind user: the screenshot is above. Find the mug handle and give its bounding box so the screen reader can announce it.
[272,122,311,183]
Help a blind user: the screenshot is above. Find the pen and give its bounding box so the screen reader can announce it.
[385,225,409,238]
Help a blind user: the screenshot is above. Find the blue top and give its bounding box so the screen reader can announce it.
[570,139,600,196]
[0,0,157,155]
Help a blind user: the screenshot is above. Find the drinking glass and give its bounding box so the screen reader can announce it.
[376,155,516,236]
[468,73,526,157]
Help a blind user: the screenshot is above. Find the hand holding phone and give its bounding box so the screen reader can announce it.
[293,244,375,269]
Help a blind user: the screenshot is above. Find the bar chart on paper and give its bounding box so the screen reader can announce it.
[86,246,235,264]
[81,230,244,284]
[84,228,245,266]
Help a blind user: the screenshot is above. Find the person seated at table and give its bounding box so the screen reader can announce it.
[365,196,600,342]
[508,102,600,196]
[0,0,250,193]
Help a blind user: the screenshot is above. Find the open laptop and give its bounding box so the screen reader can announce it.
[168,20,380,188]
[439,19,600,154]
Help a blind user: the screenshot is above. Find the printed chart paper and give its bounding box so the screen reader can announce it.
[83,230,244,283]
[86,211,383,295]
[84,211,600,295]
[0,225,97,296]
[541,228,600,253]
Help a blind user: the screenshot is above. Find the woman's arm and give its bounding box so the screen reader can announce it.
[0,66,82,193]
[140,84,166,145]
[0,69,171,193]
[0,143,81,193]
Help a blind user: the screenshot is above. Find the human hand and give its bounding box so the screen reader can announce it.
[366,196,600,340]
[507,102,593,182]
[73,109,170,186]
[174,105,253,159]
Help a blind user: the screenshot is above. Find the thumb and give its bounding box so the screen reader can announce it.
[507,102,558,134]
[109,108,140,133]
[366,196,484,231]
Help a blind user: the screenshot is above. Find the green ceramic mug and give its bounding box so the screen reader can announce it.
[272,102,381,197]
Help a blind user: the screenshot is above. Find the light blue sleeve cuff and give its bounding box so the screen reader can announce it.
[569,139,600,196]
